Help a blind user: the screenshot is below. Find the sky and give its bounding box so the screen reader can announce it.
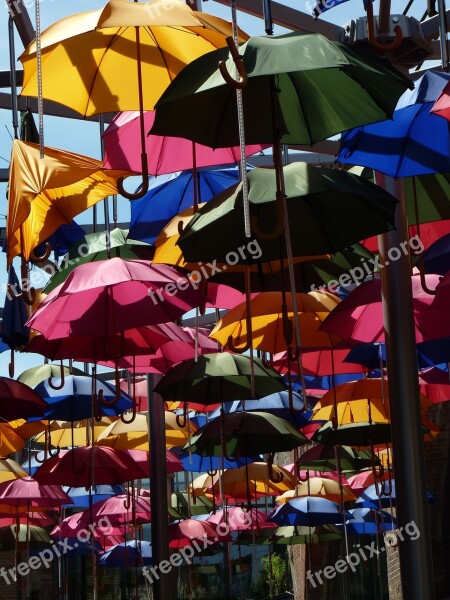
[0,0,435,376]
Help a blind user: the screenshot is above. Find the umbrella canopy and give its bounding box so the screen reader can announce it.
[35,418,116,448]
[18,364,85,388]
[63,485,124,508]
[169,518,231,548]
[274,348,366,377]
[32,447,146,486]
[19,0,248,117]
[269,524,342,545]
[51,512,129,539]
[6,140,132,264]
[177,163,398,263]
[347,470,393,495]
[0,460,28,483]
[152,31,411,147]
[178,451,260,473]
[355,480,435,509]
[207,507,275,531]
[89,494,151,525]
[210,291,341,354]
[103,110,268,176]
[0,477,72,509]
[98,540,152,567]
[276,477,356,504]
[155,353,287,407]
[26,258,205,339]
[268,496,350,527]
[0,378,46,421]
[1,266,30,353]
[337,508,396,535]
[338,71,450,177]
[171,492,213,517]
[0,525,52,545]
[0,426,26,458]
[43,228,153,294]
[186,412,308,456]
[297,444,378,472]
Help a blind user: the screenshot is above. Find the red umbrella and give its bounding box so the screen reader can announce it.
[89,494,151,525]
[0,513,55,527]
[33,447,146,486]
[169,518,231,548]
[320,274,445,346]
[207,507,275,531]
[0,477,71,509]
[347,470,393,496]
[0,378,47,420]
[51,512,131,539]
[26,258,205,339]
[103,110,269,175]
[273,349,367,377]
[120,449,183,476]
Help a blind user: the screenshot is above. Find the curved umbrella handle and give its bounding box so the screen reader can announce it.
[47,361,65,390]
[218,37,248,90]
[20,256,36,306]
[288,385,305,414]
[417,255,439,295]
[8,350,15,378]
[30,242,51,264]
[176,404,188,428]
[207,469,218,477]
[120,399,137,424]
[97,368,122,406]
[33,450,47,464]
[250,192,284,241]
[261,353,273,368]
[267,453,283,483]
[48,444,60,458]
[117,154,149,200]
[375,477,391,498]
[366,2,403,52]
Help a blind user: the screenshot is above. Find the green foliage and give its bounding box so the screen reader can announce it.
[253,552,292,599]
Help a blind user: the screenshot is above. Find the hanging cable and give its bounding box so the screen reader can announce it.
[35,0,44,158]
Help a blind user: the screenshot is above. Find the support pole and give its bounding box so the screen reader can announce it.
[376,172,434,600]
[8,17,18,139]
[147,375,176,600]
[437,0,449,70]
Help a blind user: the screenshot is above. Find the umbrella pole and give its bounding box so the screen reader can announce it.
[376,172,434,599]
[99,115,111,259]
[8,16,18,139]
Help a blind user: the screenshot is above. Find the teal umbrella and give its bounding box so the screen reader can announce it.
[152,32,412,147]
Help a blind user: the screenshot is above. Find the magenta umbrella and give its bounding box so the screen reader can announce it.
[0,477,72,509]
[88,494,151,525]
[320,274,444,346]
[119,449,183,476]
[26,258,205,339]
[103,110,269,175]
[51,512,130,539]
[207,507,275,531]
[169,518,231,549]
[32,447,146,487]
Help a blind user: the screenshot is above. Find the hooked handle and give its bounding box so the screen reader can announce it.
[219,37,248,89]
[366,2,403,52]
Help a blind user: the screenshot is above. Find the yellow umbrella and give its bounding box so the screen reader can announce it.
[8,419,47,439]
[19,0,248,117]
[210,291,341,354]
[96,411,197,450]
[6,140,133,267]
[0,460,28,483]
[275,477,357,504]
[0,425,25,458]
[34,418,117,448]
[313,398,392,424]
[189,472,217,498]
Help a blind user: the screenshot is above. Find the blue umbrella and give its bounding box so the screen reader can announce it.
[177,451,260,472]
[338,71,450,177]
[268,497,351,527]
[33,221,86,259]
[422,233,450,275]
[31,375,133,421]
[1,266,30,376]
[128,167,243,243]
[207,391,312,428]
[355,480,435,509]
[292,372,366,391]
[97,540,152,568]
[345,341,450,370]
[62,485,124,508]
[336,508,396,535]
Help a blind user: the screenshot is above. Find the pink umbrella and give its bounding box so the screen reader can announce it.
[320,274,444,346]
[103,110,269,175]
[88,494,151,525]
[0,477,72,509]
[33,447,146,487]
[347,470,393,496]
[169,518,231,548]
[26,258,205,339]
[207,507,275,531]
[431,82,450,121]
[418,368,450,404]
[0,513,55,527]
[120,449,183,476]
[51,512,131,539]
[273,349,367,377]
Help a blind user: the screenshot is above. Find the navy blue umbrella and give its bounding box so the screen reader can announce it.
[1,266,30,376]
[345,341,450,370]
[268,497,351,527]
[355,480,435,509]
[422,233,450,275]
[178,451,260,472]
[34,221,85,259]
[336,508,396,535]
[338,71,450,177]
[97,540,152,567]
[128,167,243,243]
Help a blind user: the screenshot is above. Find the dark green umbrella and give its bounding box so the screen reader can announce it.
[177,163,397,262]
[154,353,287,407]
[152,32,412,148]
[171,492,212,517]
[43,228,153,293]
[185,411,308,456]
[312,421,393,447]
[297,444,379,472]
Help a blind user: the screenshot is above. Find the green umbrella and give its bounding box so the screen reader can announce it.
[0,525,51,545]
[18,363,85,389]
[297,444,379,473]
[43,228,153,293]
[155,354,287,407]
[185,411,308,456]
[20,109,39,144]
[152,32,412,147]
[269,524,342,545]
[312,421,393,447]
[177,163,397,262]
[171,492,213,517]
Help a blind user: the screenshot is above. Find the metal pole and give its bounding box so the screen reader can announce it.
[437,0,449,70]
[8,17,19,139]
[146,374,176,600]
[376,172,434,600]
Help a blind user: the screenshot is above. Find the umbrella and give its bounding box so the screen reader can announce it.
[337,508,396,535]
[276,477,356,504]
[207,507,275,531]
[26,258,205,339]
[176,163,398,263]
[88,494,151,525]
[63,485,124,508]
[0,525,51,545]
[128,167,242,244]
[18,364,85,389]
[169,519,231,548]
[338,71,450,177]
[35,418,116,449]
[152,31,411,147]
[103,110,267,177]
[1,266,30,376]
[171,492,213,518]
[0,377,46,421]
[34,221,86,261]
[347,470,393,496]
[269,524,342,545]
[32,376,133,421]
[268,497,350,527]
[431,80,450,119]
[177,451,260,473]
[186,412,308,456]
[155,353,287,408]
[0,477,72,509]
[297,444,379,472]
[355,480,435,509]
[210,291,342,354]
[32,447,146,486]
[5,140,132,266]
[42,228,153,294]
[98,540,152,567]
[0,460,28,483]
[51,512,129,539]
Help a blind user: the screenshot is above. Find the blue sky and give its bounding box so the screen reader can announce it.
[0,0,432,376]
